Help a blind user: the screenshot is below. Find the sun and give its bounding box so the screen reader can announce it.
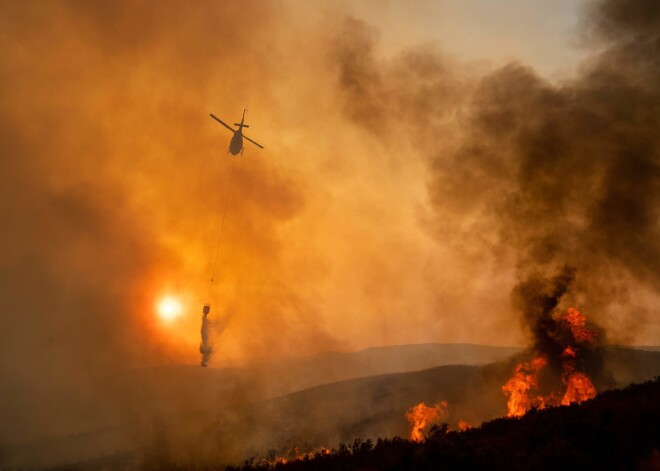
[157,297,182,322]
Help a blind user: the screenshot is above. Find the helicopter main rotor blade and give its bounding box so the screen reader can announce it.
[210,114,236,133]
[243,134,264,149]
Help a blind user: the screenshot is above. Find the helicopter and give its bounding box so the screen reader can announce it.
[210,109,264,156]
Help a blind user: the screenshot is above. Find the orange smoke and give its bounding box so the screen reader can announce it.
[405,401,448,442]
[503,307,597,417]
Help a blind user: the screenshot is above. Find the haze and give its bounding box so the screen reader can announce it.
[1,0,658,451]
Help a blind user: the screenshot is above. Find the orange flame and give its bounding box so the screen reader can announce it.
[562,307,597,343]
[264,447,331,466]
[561,371,597,405]
[457,420,472,431]
[503,307,597,417]
[405,401,448,442]
[562,345,577,358]
[502,355,548,417]
[560,348,596,406]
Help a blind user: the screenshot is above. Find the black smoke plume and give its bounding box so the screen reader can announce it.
[513,266,577,358]
[330,0,658,348]
[512,266,608,390]
[425,0,660,342]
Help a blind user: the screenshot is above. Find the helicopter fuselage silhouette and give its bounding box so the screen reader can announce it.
[210,109,264,156]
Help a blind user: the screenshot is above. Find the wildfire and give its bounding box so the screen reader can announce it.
[405,401,448,442]
[502,307,597,417]
[264,447,331,466]
[502,355,548,417]
[457,420,472,431]
[561,371,596,406]
[561,309,598,406]
[562,307,598,343]
[562,346,576,358]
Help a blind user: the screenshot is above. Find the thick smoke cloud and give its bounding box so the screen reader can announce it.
[0,0,658,465]
[327,0,659,379]
[444,2,660,342]
[0,0,310,446]
[421,0,659,343]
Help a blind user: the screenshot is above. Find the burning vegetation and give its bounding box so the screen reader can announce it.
[261,447,331,467]
[405,401,478,439]
[225,379,660,471]
[457,420,472,431]
[503,307,598,417]
[502,266,603,417]
[406,268,603,434]
[405,401,448,442]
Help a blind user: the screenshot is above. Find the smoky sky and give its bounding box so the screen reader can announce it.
[0,0,658,448]
[429,0,660,342]
[0,0,309,443]
[333,0,659,344]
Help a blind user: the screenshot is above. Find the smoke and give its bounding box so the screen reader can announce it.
[328,0,659,385]
[200,305,213,367]
[0,0,658,466]
[511,266,609,391]
[422,0,660,344]
[416,0,660,392]
[513,266,578,359]
[0,0,310,452]
[324,0,659,350]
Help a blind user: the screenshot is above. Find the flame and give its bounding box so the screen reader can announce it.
[502,355,548,417]
[560,346,596,406]
[561,371,597,405]
[405,401,448,442]
[457,420,472,431]
[502,307,597,417]
[562,345,577,358]
[562,307,597,343]
[264,447,330,466]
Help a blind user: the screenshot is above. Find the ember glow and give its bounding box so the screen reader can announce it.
[405,401,448,442]
[457,420,472,431]
[263,447,331,466]
[503,307,598,417]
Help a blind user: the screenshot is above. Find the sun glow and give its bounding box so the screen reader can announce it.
[157,297,182,322]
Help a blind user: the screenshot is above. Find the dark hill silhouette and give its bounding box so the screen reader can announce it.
[226,377,660,471]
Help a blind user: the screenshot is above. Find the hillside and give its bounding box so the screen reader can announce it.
[229,378,660,471]
[246,343,521,394]
[94,343,521,422]
[0,343,518,469]
[154,347,660,466]
[4,346,659,469]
